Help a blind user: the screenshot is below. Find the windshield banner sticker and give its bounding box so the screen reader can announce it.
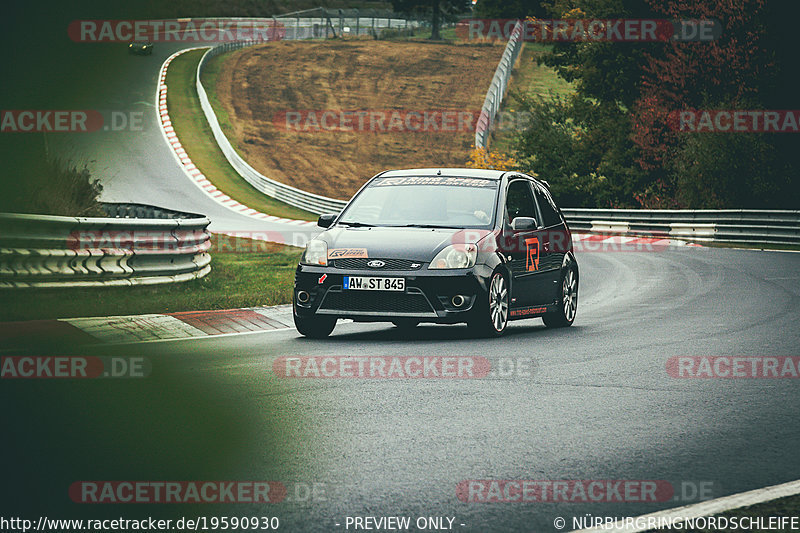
[374,176,496,188]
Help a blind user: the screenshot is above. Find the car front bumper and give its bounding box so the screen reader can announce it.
[293,264,492,323]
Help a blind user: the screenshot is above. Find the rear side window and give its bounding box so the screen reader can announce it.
[505,180,537,223]
[533,184,562,228]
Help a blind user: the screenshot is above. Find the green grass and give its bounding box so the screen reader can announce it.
[0,238,303,322]
[167,49,316,221]
[510,43,575,98]
[491,43,575,153]
[380,25,459,41]
[199,51,238,140]
[648,493,800,532]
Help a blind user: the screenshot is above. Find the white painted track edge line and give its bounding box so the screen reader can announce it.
[570,478,800,532]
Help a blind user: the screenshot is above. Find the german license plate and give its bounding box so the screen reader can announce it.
[343,276,405,291]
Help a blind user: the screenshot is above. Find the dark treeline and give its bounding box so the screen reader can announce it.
[476,0,800,209]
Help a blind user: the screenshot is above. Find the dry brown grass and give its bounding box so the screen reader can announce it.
[212,40,504,200]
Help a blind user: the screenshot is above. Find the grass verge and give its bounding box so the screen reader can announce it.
[209,40,504,199]
[167,49,316,221]
[0,237,302,322]
[491,43,575,153]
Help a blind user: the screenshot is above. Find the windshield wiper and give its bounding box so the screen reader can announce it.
[337,221,376,227]
[393,224,456,229]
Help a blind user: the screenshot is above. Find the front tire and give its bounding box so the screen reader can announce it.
[469,271,509,337]
[543,266,577,328]
[294,313,336,338]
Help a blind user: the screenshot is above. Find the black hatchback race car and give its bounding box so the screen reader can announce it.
[128,41,153,55]
[293,168,578,338]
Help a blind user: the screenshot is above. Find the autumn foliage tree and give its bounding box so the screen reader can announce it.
[629,0,793,207]
[510,0,800,208]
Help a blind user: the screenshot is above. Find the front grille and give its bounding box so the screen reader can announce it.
[332,258,423,270]
[318,288,435,315]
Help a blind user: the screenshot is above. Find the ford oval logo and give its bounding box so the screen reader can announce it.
[367,260,385,268]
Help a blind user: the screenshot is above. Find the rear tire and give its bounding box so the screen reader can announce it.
[543,266,577,328]
[469,271,509,337]
[294,314,336,338]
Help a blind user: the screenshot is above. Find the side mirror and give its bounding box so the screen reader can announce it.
[317,214,337,228]
[511,216,538,231]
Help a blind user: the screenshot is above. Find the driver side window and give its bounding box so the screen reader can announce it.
[505,180,537,224]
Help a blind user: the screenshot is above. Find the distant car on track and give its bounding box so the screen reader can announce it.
[128,41,153,55]
[293,168,578,338]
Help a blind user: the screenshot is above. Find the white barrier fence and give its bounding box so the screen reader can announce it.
[474,20,524,149]
[191,13,450,215]
[196,42,349,215]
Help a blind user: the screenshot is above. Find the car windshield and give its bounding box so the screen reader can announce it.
[338,176,499,228]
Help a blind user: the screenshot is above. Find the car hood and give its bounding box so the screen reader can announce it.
[319,226,492,262]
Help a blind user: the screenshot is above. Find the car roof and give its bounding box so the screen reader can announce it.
[377,168,507,180]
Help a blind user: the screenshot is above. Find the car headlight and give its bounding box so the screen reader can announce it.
[301,239,328,266]
[429,244,477,269]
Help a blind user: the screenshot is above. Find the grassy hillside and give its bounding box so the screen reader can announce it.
[207,40,504,200]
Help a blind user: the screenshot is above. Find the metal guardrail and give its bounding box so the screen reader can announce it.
[0,203,211,289]
[196,42,349,215]
[475,20,524,149]
[191,11,434,215]
[562,208,800,245]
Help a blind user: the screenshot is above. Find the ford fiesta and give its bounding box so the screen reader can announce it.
[293,168,578,338]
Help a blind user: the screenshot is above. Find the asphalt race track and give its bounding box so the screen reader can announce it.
[48,42,318,243]
[4,245,800,531]
[3,28,800,533]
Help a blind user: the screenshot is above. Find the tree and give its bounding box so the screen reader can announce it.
[511,0,800,208]
[510,0,656,207]
[391,0,471,40]
[631,0,800,208]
